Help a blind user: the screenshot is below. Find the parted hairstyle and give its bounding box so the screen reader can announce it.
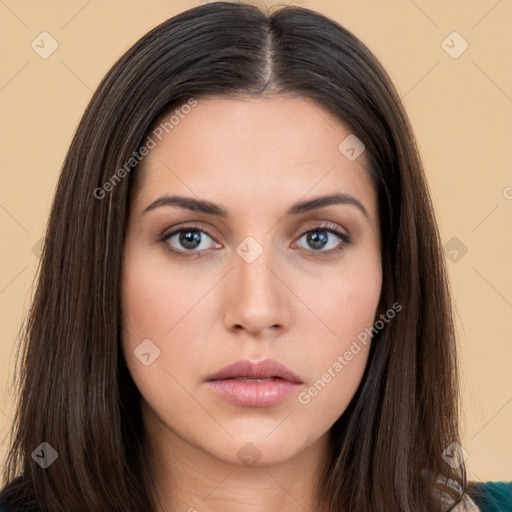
[1,2,468,511]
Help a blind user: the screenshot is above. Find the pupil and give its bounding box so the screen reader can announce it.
[308,231,327,250]
[180,231,201,249]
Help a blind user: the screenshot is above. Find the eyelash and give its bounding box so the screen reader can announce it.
[157,221,352,259]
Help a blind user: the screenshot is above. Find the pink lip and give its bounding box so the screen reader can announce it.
[205,359,303,408]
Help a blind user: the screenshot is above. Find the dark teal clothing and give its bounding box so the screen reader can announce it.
[467,481,512,512]
[1,480,511,511]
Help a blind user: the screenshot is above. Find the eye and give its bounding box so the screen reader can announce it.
[294,223,352,255]
[158,222,351,258]
[159,226,219,256]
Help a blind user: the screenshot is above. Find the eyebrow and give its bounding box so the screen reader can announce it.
[143,192,369,220]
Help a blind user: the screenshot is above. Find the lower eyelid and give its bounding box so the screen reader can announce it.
[159,226,351,255]
[160,229,217,252]
[295,229,350,251]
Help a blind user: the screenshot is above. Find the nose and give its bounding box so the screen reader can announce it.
[222,240,291,337]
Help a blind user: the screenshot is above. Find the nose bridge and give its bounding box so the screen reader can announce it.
[234,232,279,301]
[224,231,289,332]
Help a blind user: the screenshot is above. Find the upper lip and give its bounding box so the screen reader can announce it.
[206,358,303,384]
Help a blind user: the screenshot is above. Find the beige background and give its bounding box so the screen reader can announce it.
[1,0,511,482]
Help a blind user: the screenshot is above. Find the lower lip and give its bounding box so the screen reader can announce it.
[206,378,302,407]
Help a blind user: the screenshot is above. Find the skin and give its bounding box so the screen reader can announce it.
[121,95,382,512]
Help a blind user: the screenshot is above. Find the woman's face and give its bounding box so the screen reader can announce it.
[121,95,382,468]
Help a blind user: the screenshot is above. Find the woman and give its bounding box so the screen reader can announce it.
[1,2,510,511]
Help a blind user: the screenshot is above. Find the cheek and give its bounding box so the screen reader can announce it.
[120,275,191,430]
[296,261,381,422]
[120,253,211,407]
[120,255,171,391]
[312,255,382,353]
[296,345,370,439]
[120,251,196,342]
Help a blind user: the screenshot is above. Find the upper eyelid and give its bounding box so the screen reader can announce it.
[160,222,350,247]
[161,220,349,237]
[161,222,217,240]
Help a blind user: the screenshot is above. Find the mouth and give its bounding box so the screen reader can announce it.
[205,358,303,384]
[205,358,303,408]
[229,377,278,382]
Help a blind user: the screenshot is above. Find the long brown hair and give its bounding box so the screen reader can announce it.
[1,2,467,510]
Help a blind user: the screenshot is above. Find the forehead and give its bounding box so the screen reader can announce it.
[132,95,377,222]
